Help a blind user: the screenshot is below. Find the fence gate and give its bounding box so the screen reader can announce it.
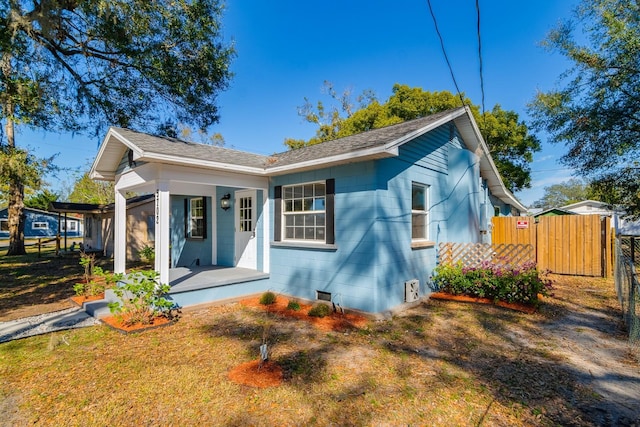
[491,215,612,277]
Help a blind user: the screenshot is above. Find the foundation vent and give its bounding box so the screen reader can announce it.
[404,279,420,303]
[316,290,332,302]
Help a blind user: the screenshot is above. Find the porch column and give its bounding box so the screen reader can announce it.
[114,190,126,274]
[262,187,270,273]
[155,182,170,285]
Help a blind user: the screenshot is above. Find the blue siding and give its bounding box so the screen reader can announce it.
[265,123,484,313]
[216,186,237,266]
[446,145,481,243]
[170,196,213,267]
[115,151,146,175]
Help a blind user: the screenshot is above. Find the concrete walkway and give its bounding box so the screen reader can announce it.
[0,307,99,343]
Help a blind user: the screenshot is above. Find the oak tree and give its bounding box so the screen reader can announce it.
[529,0,640,216]
[286,83,540,192]
[1,0,235,254]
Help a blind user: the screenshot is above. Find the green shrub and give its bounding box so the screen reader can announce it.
[108,270,177,326]
[74,258,122,297]
[286,300,301,311]
[308,303,331,318]
[138,245,155,264]
[259,291,277,305]
[433,261,553,305]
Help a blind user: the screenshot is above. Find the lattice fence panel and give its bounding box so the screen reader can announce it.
[438,242,535,268]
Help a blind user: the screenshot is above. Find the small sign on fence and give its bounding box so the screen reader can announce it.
[516,220,529,229]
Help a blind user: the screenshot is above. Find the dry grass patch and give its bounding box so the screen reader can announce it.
[1,274,637,425]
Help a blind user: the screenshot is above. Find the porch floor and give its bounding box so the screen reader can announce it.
[168,266,269,294]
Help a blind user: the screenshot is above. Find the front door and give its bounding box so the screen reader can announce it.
[235,190,257,269]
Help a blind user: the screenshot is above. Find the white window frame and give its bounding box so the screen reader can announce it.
[189,197,205,239]
[282,181,326,242]
[411,182,430,241]
[61,220,78,232]
[0,219,8,232]
[32,221,49,230]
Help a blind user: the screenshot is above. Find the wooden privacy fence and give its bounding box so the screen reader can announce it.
[438,242,535,268]
[492,215,613,277]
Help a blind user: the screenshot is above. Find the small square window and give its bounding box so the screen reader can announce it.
[411,183,429,240]
[189,197,205,238]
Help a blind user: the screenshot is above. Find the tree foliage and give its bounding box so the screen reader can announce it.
[286,83,540,192]
[0,147,51,198]
[529,0,640,216]
[1,0,234,254]
[68,172,114,205]
[24,188,59,211]
[1,0,235,134]
[531,178,593,209]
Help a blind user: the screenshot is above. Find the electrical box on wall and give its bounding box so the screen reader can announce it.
[404,279,420,303]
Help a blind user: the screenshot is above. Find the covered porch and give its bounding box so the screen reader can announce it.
[168,265,270,294]
[89,128,272,291]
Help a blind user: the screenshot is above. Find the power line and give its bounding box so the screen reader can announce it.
[426,0,466,107]
[475,0,486,116]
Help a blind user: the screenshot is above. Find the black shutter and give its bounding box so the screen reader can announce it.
[274,186,282,242]
[184,198,188,237]
[326,179,335,245]
[202,197,208,239]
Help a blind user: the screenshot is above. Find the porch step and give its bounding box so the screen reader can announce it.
[84,299,111,319]
[84,289,121,319]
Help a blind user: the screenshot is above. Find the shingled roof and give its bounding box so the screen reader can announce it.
[90,106,526,212]
[113,128,270,169]
[107,108,459,171]
[267,109,457,168]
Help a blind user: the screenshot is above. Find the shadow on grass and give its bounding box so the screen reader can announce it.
[0,251,114,319]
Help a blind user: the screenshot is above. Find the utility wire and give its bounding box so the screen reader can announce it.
[426,0,466,107]
[476,0,486,117]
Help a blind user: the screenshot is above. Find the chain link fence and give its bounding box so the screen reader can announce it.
[614,236,640,358]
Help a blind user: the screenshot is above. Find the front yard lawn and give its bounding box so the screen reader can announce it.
[2,270,635,425]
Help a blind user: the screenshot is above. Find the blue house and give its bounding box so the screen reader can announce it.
[90,107,525,315]
[0,207,82,240]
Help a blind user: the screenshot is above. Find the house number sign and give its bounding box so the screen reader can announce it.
[155,190,160,225]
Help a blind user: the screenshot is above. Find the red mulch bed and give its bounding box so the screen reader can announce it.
[70,293,105,306]
[101,314,173,333]
[429,292,538,314]
[239,296,369,332]
[228,360,284,388]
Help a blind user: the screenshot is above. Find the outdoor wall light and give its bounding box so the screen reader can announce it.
[220,193,231,210]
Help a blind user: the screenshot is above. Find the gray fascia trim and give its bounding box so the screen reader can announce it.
[141,153,267,175]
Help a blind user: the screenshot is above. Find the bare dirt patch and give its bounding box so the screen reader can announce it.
[228,360,284,388]
[100,314,174,333]
[429,291,539,314]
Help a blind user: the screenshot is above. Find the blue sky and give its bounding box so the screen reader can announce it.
[15,0,580,206]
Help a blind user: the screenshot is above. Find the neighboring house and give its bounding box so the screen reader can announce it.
[532,207,576,219]
[559,199,640,236]
[90,106,526,314]
[561,200,615,217]
[0,207,82,240]
[50,194,155,260]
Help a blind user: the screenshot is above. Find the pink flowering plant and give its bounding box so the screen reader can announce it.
[433,261,553,305]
